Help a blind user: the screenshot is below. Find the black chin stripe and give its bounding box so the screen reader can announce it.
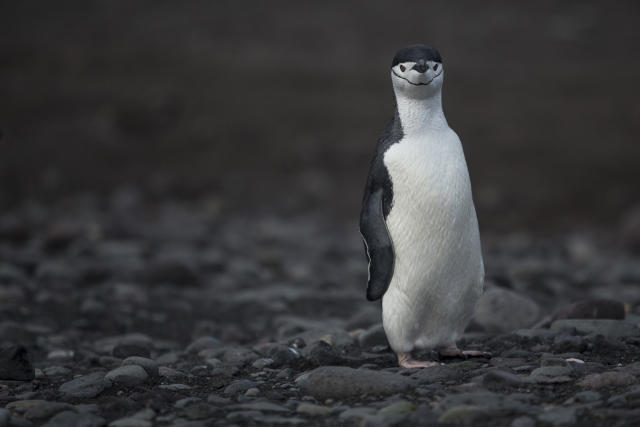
[391,69,442,86]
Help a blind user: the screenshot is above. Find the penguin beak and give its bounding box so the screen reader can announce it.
[412,60,428,73]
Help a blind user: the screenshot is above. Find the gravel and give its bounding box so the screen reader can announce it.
[1,196,639,426]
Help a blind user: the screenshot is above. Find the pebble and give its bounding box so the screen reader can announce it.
[552,299,625,321]
[121,356,159,376]
[59,372,107,398]
[358,324,389,348]
[43,366,72,377]
[537,407,576,426]
[296,366,414,399]
[472,287,541,333]
[109,418,151,427]
[339,407,377,421]
[437,405,488,424]
[252,358,274,369]
[105,365,148,386]
[229,402,289,413]
[482,369,526,386]
[377,400,415,415]
[158,366,187,381]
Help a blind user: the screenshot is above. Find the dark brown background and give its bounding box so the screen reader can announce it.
[1,0,639,230]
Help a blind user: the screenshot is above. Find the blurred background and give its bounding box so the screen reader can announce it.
[1,0,639,231]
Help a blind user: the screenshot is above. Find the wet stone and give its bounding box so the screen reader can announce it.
[224,380,258,396]
[121,356,159,377]
[105,365,148,386]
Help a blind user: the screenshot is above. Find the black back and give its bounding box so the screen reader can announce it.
[391,44,442,67]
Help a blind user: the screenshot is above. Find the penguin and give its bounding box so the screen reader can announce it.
[360,44,485,368]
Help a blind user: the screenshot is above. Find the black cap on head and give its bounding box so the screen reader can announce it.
[391,44,442,67]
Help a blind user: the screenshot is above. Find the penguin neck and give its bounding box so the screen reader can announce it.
[394,91,447,137]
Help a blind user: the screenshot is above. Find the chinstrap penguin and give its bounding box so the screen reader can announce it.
[360,44,485,368]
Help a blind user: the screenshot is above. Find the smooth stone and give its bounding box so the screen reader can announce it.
[183,403,216,420]
[155,352,179,365]
[301,341,342,365]
[207,395,231,405]
[112,344,150,359]
[574,391,602,403]
[220,347,260,366]
[24,401,74,421]
[259,344,301,367]
[530,366,572,377]
[578,371,638,388]
[550,319,640,338]
[297,366,414,399]
[435,391,529,413]
[174,398,202,409]
[0,344,34,381]
[186,336,221,353]
[43,366,72,377]
[42,411,105,427]
[224,380,257,396]
[296,403,333,416]
[411,364,463,384]
[226,410,263,421]
[0,408,9,426]
[121,357,158,376]
[105,365,148,386]
[59,372,106,398]
[244,388,260,397]
[511,415,536,427]
[99,356,123,369]
[253,415,306,425]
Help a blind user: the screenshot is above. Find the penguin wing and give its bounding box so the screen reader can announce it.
[360,182,395,301]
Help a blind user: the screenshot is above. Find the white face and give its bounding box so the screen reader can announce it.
[391,60,444,99]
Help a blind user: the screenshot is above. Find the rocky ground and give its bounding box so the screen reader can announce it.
[1,192,640,427]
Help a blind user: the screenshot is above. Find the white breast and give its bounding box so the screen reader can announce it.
[381,128,484,353]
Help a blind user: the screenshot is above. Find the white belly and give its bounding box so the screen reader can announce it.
[381,131,484,353]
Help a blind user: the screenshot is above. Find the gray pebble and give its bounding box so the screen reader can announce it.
[105,365,148,386]
[357,324,389,348]
[296,403,333,416]
[122,357,159,376]
[224,380,257,396]
[59,372,106,398]
[43,366,72,377]
[252,358,274,369]
[550,319,640,339]
[482,369,526,386]
[185,336,221,354]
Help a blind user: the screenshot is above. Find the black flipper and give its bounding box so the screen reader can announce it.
[359,114,402,301]
[360,188,395,301]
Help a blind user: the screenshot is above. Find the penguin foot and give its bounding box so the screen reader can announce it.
[438,344,491,359]
[397,352,440,368]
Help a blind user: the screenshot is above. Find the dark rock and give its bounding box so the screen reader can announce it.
[552,335,587,352]
[184,403,216,420]
[0,344,34,381]
[296,366,414,399]
[140,258,198,286]
[220,346,260,366]
[437,405,488,424]
[537,407,576,426]
[472,287,541,333]
[105,365,148,386]
[41,410,105,427]
[121,357,159,376]
[112,343,150,359]
[511,416,536,427]
[301,341,342,366]
[24,401,74,421]
[552,299,625,321]
[259,343,301,367]
[229,402,289,413]
[574,391,602,403]
[59,372,106,398]
[529,366,573,384]
[411,364,464,384]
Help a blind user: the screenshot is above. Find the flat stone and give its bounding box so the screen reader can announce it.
[23,401,74,421]
[59,372,106,398]
[121,357,158,376]
[253,416,306,425]
[105,365,148,386]
[473,287,541,333]
[42,410,105,427]
[183,403,216,420]
[573,391,602,403]
[296,403,333,416]
[252,358,274,369]
[411,364,463,384]
[435,391,529,414]
[158,384,191,391]
[226,410,263,422]
[550,319,640,338]
[43,366,72,377]
[297,366,414,399]
[578,371,638,388]
[158,367,187,381]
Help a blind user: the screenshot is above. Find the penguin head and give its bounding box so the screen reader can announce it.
[390,44,443,99]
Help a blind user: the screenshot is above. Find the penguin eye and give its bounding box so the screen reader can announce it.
[399,64,406,72]
[433,64,439,71]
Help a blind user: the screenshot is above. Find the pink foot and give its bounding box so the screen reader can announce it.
[397,352,440,368]
[438,344,491,358]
